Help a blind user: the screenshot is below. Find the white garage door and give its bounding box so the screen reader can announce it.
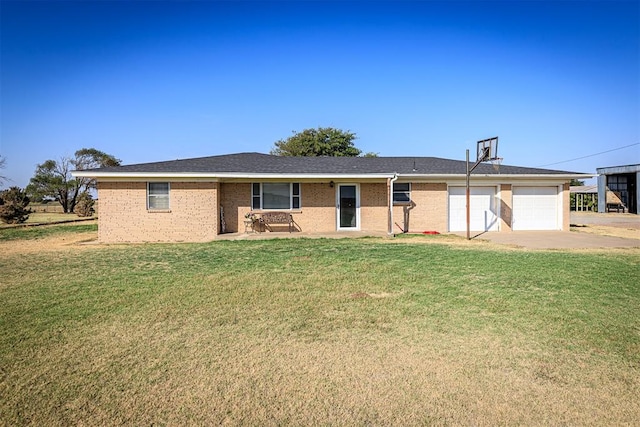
[449,187,499,232]
[512,187,560,230]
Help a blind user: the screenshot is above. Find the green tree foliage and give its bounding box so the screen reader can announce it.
[0,186,32,224]
[271,127,376,157]
[27,148,120,213]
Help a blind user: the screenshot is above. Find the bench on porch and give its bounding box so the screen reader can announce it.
[258,211,294,232]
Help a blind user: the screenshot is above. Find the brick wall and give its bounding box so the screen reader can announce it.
[97,181,218,243]
[499,184,513,231]
[97,179,569,241]
[220,182,391,233]
[392,183,448,233]
[219,183,249,233]
[562,183,570,231]
[220,181,450,235]
[294,183,336,232]
[360,183,389,233]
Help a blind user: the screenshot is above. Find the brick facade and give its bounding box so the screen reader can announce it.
[562,182,571,231]
[98,181,218,243]
[95,179,571,243]
[499,184,513,232]
[392,183,448,233]
[220,182,387,234]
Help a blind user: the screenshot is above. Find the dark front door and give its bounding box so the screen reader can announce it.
[338,185,358,229]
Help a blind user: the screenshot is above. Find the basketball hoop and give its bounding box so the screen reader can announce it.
[477,137,498,163]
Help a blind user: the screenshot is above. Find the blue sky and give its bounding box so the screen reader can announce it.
[1,0,638,188]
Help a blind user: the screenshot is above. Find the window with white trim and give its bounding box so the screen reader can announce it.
[393,182,411,205]
[147,182,170,210]
[252,183,301,210]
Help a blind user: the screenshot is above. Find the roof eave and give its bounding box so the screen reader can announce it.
[72,171,595,180]
[400,173,595,179]
[71,171,397,180]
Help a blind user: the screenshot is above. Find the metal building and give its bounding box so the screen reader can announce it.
[597,164,639,214]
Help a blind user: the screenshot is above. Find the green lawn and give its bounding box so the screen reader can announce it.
[1,226,639,425]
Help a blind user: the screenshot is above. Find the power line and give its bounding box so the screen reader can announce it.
[538,142,639,167]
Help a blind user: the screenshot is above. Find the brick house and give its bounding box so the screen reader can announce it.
[72,152,590,243]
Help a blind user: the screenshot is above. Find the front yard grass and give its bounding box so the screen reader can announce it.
[1,226,638,425]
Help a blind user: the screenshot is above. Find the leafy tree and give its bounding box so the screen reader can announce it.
[570,179,585,186]
[27,148,120,213]
[0,186,32,224]
[271,127,376,157]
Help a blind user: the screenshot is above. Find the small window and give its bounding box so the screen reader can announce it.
[251,183,301,210]
[292,183,301,209]
[393,182,411,205]
[252,183,261,210]
[148,182,170,210]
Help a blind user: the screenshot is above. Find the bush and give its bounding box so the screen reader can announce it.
[0,187,32,224]
[75,192,95,217]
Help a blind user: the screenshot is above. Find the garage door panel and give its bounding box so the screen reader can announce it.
[513,187,559,230]
[448,187,498,232]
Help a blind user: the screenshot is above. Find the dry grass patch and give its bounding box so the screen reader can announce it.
[572,224,640,240]
[0,223,97,256]
[1,226,639,425]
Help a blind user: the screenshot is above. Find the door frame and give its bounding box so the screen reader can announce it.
[336,183,360,231]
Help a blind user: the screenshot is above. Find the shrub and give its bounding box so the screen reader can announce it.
[75,192,95,217]
[0,186,32,224]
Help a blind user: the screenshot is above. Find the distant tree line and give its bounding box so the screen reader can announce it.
[1,127,371,224]
[0,148,120,224]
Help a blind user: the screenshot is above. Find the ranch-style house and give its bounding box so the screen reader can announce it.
[72,152,591,243]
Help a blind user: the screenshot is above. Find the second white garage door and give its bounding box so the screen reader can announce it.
[449,187,499,232]
[512,186,560,230]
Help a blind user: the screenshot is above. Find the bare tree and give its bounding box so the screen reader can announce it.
[0,155,6,185]
[27,148,120,213]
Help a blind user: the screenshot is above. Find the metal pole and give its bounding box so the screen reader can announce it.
[466,149,470,240]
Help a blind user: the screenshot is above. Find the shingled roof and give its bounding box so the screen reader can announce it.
[77,152,581,176]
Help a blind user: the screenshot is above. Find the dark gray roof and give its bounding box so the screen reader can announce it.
[84,152,582,176]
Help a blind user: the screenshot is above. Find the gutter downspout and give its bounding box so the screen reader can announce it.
[388,173,398,236]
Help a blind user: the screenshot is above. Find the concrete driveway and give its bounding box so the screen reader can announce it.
[473,212,639,249]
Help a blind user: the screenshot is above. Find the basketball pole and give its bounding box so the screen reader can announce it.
[466,149,470,240]
[465,146,488,240]
[466,137,499,240]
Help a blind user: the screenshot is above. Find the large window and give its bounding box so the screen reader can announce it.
[608,175,629,207]
[252,183,301,210]
[147,182,170,210]
[393,182,411,205]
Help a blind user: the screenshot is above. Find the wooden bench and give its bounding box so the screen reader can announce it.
[606,191,627,213]
[606,202,626,213]
[258,211,294,232]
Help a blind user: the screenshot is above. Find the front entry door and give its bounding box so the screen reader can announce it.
[337,184,359,230]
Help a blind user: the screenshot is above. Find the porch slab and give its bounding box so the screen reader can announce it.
[216,230,391,240]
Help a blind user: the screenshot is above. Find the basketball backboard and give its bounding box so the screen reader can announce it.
[476,137,499,162]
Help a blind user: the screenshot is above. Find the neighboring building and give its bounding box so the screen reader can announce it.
[570,185,598,211]
[596,164,639,214]
[72,152,591,243]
